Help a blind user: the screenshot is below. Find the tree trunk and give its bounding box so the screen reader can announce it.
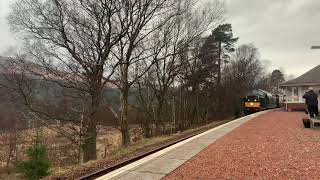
[144,122,152,138]
[217,41,222,86]
[196,91,199,124]
[172,95,176,133]
[120,88,130,146]
[144,104,153,138]
[79,109,84,164]
[82,77,103,162]
[183,94,187,129]
[177,86,182,131]
[82,89,100,162]
[82,127,97,162]
[191,88,197,125]
[217,41,222,113]
[155,102,163,136]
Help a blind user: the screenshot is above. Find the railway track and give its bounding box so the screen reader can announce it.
[78,121,230,180]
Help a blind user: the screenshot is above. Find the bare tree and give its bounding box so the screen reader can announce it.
[227,44,263,90]
[222,44,263,116]
[134,0,223,136]
[109,0,223,145]
[109,0,179,145]
[0,113,19,171]
[7,0,224,159]
[7,0,134,162]
[0,56,89,165]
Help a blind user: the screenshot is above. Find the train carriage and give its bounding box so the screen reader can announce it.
[243,89,279,115]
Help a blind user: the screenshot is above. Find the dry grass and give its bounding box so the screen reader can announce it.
[108,136,172,158]
[0,125,129,179]
[48,135,172,178]
[49,119,234,179]
[0,118,234,179]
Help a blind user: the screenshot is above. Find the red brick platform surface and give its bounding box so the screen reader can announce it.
[164,111,320,180]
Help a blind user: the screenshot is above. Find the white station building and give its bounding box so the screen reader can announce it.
[280,65,320,110]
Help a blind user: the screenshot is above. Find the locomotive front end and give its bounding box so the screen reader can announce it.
[243,95,261,115]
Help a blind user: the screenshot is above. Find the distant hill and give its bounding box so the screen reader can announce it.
[0,56,142,132]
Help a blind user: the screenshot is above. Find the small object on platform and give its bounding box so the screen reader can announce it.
[302,118,311,128]
[309,118,320,128]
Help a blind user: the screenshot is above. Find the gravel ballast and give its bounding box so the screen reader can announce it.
[164,111,320,180]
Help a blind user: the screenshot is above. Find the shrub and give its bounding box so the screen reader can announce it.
[19,143,50,180]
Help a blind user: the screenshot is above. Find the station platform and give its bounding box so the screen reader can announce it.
[96,111,268,180]
[97,110,320,180]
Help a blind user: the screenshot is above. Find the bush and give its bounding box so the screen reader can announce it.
[19,143,50,180]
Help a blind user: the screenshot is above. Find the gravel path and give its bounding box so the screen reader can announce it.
[164,111,320,180]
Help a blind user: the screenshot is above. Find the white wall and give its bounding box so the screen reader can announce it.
[283,85,320,110]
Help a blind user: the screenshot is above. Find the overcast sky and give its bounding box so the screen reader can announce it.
[1,0,320,78]
[225,0,320,78]
[0,0,16,53]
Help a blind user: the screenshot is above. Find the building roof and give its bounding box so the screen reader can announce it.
[280,65,320,87]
